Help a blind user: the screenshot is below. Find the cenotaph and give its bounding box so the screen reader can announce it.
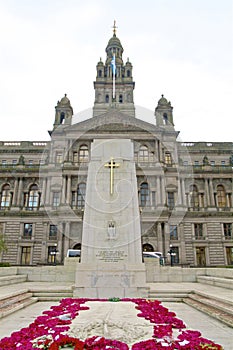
[74,139,147,298]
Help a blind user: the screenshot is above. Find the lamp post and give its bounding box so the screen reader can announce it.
[168,244,176,266]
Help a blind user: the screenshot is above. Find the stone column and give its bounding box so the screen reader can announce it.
[181,179,186,206]
[226,193,230,208]
[12,178,19,206]
[177,179,182,206]
[40,177,47,206]
[66,176,71,205]
[61,176,67,204]
[45,177,51,205]
[161,176,166,205]
[17,177,23,207]
[204,179,210,207]
[157,222,163,254]
[156,176,161,205]
[209,179,215,207]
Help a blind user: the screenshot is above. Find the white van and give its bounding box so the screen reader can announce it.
[143,251,162,258]
[66,249,81,258]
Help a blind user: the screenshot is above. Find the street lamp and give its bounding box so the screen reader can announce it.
[168,244,176,266]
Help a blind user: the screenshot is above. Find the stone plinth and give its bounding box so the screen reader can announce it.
[74,263,147,298]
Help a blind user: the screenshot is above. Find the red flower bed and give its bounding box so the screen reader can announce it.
[0,298,223,350]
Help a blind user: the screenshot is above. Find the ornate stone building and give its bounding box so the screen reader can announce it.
[0,28,232,267]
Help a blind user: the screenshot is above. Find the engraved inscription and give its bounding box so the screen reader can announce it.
[96,250,127,262]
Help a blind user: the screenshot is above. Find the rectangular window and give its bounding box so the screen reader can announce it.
[55,152,63,164]
[165,152,172,165]
[221,161,225,167]
[12,159,17,167]
[224,223,232,239]
[167,192,174,209]
[73,152,78,163]
[194,161,199,166]
[49,225,58,240]
[21,246,31,265]
[210,161,215,166]
[183,161,188,166]
[194,223,203,239]
[170,225,178,240]
[23,223,33,239]
[1,160,7,167]
[52,192,60,207]
[71,192,76,208]
[28,160,33,167]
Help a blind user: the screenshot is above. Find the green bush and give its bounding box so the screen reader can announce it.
[0,262,10,267]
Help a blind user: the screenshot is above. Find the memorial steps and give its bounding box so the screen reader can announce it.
[0,268,233,327]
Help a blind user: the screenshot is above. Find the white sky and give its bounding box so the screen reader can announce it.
[0,0,232,142]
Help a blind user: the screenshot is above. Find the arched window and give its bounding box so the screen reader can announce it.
[139,145,149,162]
[98,70,102,77]
[140,182,149,207]
[163,113,168,125]
[190,184,199,208]
[77,183,86,208]
[60,112,65,124]
[28,184,40,209]
[119,94,123,103]
[142,243,154,252]
[0,184,11,208]
[105,94,109,103]
[217,185,226,207]
[127,70,131,77]
[78,145,89,162]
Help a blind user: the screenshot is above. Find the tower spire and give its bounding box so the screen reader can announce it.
[112,20,117,36]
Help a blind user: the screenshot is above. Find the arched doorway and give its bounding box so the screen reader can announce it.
[142,243,154,252]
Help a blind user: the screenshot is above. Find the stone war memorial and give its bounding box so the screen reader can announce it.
[74,139,147,297]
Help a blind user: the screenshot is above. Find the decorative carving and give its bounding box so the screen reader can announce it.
[107,221,116,239]
[68,320,152,345]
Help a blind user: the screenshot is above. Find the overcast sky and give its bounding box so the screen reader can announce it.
[0,0,232,142]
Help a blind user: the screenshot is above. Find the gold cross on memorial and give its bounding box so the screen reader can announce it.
[104,157,120,195]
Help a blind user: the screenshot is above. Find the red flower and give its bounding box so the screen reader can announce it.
[49,335,84,350]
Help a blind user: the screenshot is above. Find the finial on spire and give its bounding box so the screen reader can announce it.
[112,20,117,36]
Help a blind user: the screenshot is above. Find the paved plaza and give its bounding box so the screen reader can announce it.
[0,282,232,349]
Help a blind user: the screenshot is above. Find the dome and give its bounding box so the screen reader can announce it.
[158,94,169,105]
[106,34,123,52]
[125,58,132,66]
[59,94,71,106]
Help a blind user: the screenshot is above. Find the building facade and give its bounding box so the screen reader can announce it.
[0,29,232,267]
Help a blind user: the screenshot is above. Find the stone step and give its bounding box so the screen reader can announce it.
[148,290,189,301]
[0,274,27,286]
[197,276,233,290]
[32,289,73,301]
[188,293,233,317]
[35,296,73,301]
[195,290,233,307]
[150,297,184,302]
[0,297,38,319]
[0,291,33,309]
[184,297,233,328]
